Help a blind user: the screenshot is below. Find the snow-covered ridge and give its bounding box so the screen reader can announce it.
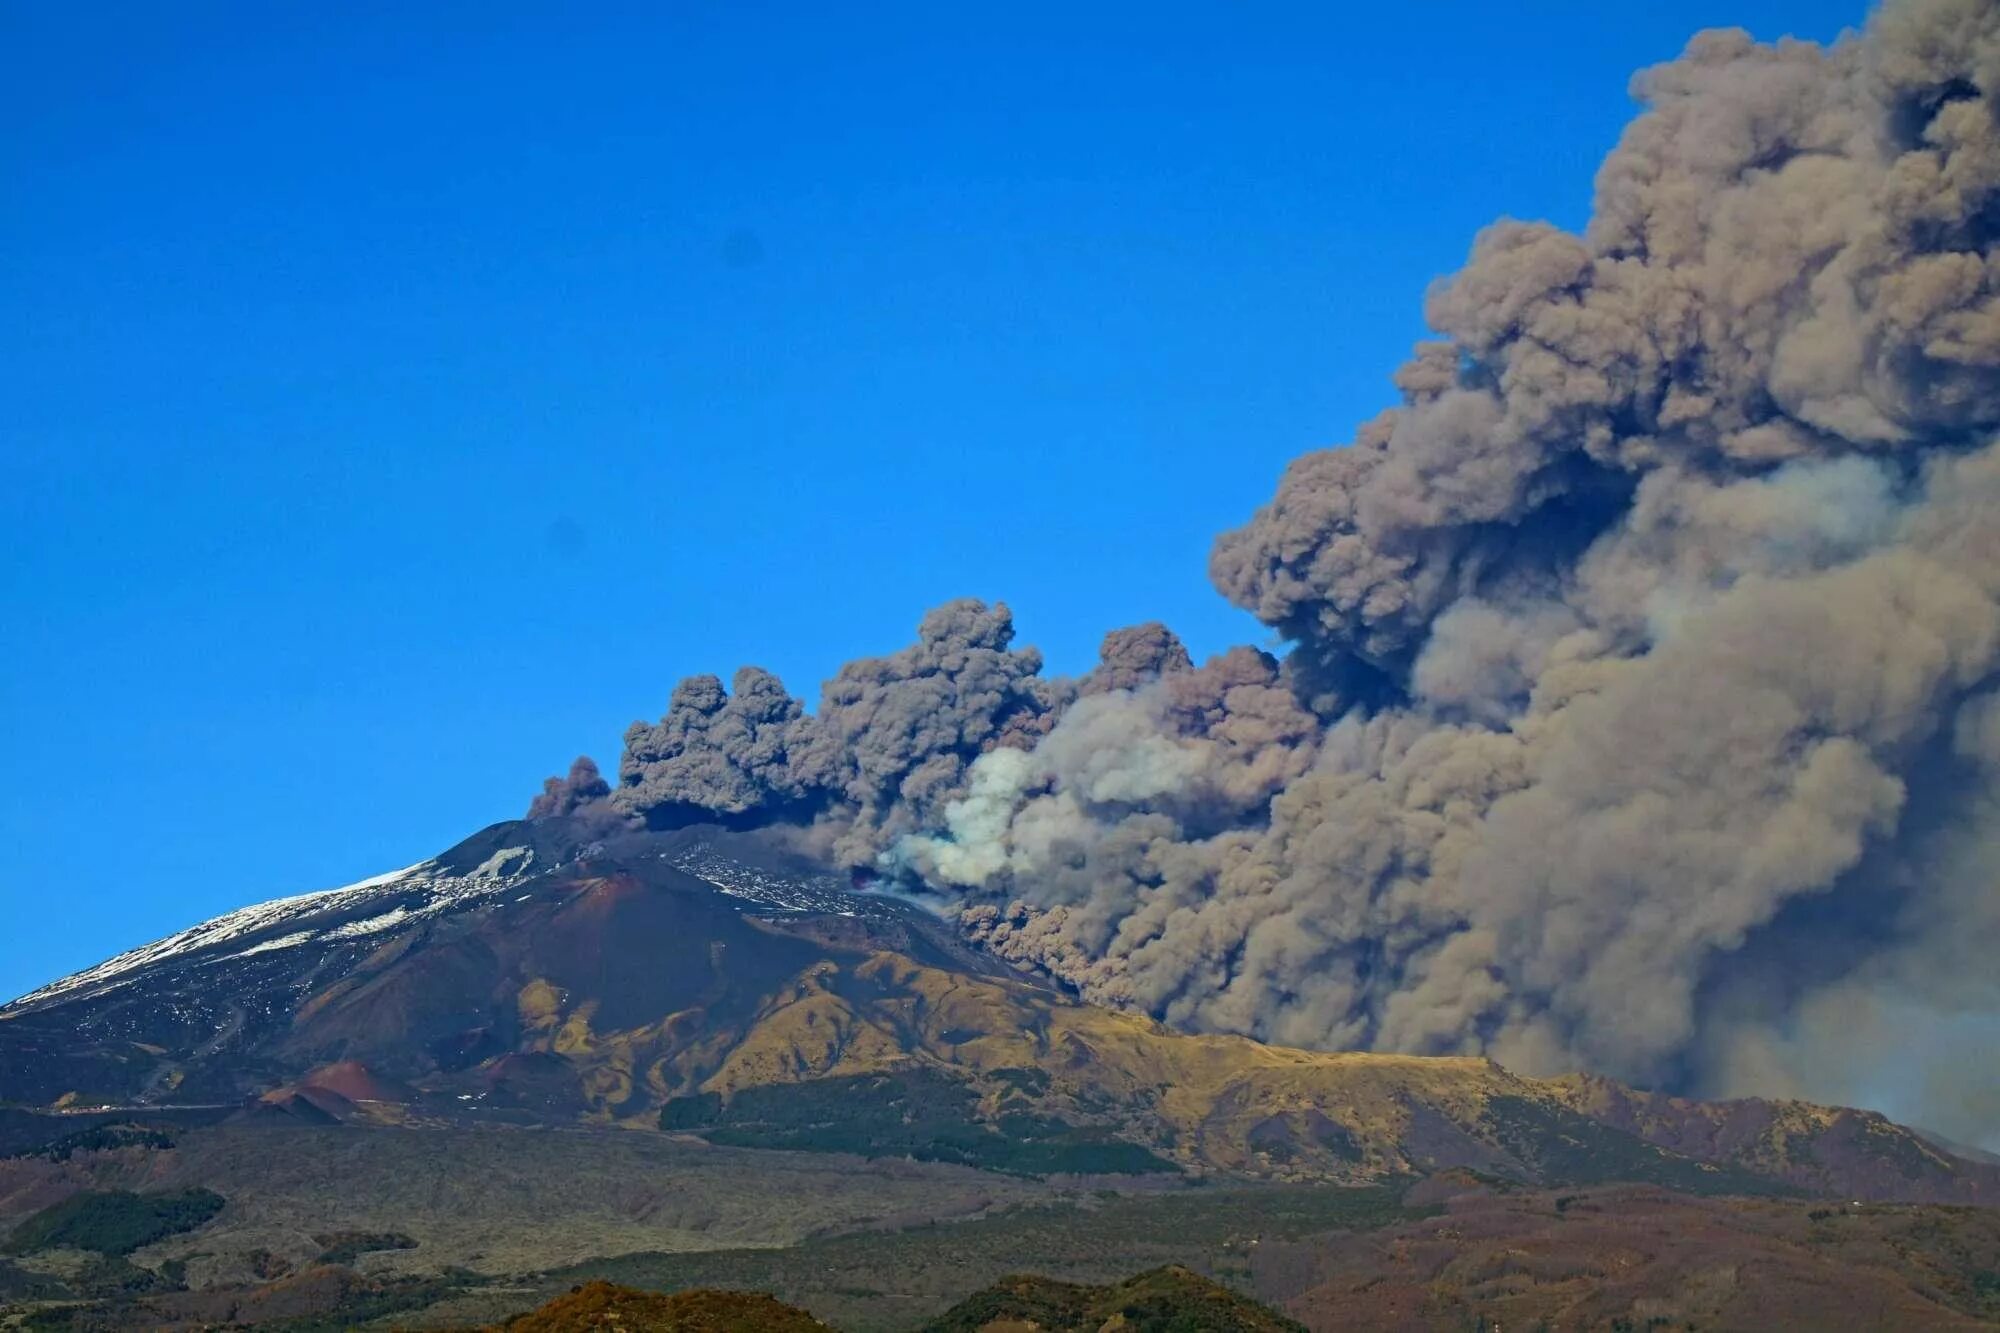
[5,838,898,1015]
[2,850,538,1013]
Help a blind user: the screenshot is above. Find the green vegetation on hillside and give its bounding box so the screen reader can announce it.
[0,1259,70,1303]
[541,1184,1421,1331]
[921,1264,1305,1332]
[3,1123,174,1163]
[481,1269,1296,1332]
[492,1279,830,1331]
[2,1188,224,1256]
[312,1230,418,1266]
[661,1069,1176,1176]
[1481,1096,1794,1194]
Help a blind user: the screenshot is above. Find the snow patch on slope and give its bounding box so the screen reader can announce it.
[0,855,536,1013]
[236,930,316,957]
[321,907,413,939]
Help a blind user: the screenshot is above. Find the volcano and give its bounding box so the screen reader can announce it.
[3,815,1994,1206]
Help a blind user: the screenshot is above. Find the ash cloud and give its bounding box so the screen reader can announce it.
[583,0,2000,1145]
[605,599,1068,859]
[615,668,825,823]
[526,756,612,820]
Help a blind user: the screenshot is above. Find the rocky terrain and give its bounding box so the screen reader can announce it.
[2,817,1997,1328]
[4,817,1992,1201]
[467,1268,1305,1332]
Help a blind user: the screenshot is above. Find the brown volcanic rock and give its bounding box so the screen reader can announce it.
[922,1264,1305,1331]
[227,1060,420,1130]
[478,1050,591,1115]
[297,1059,414,1106]
[241,1088,347,1125]
[271,867,839,1084]
[487,1279,831,1331]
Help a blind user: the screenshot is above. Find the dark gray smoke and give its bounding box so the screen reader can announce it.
[807,598,1068,864]
[615,668,824,822]
[526,756,611,820]
[606,599,1070,859]
[591,0,2000,1147]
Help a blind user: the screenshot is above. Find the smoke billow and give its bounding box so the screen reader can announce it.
[545,0,2000,1146]
[526,756,612,820]
[595,599,1070,860]
[615,668,824,822]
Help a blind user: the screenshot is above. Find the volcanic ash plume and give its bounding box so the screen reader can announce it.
[526,756,612,820]
[588,0,2000,1146]
[607,599,1069,862]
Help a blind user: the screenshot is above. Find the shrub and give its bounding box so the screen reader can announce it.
[659,1070,1175,1175]
[2,1188,225,1256]
[314,1231,419,1265]
[5,1124,174,1163]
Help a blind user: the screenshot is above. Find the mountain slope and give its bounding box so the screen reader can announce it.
[920,1265,1305,1332]
[3,818,1995,1204]
[0,818,990,1112]
[1544,1073,1993,1204]
[486,1280,832,1332]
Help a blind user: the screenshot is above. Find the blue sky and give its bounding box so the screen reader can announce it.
[1,1,1861,1003]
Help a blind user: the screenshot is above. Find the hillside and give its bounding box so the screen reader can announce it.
[6,1145,2000,1330]
[2,817,1996,1329]
[487,1280,832,1332]
[1260,1183,2000,1331]
[2,817,1994,1211]
[477,1272,1303,1333]
[920,1265,1304,1332]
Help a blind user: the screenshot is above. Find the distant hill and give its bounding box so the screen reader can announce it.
[487,1280,830,1332]
[443,1267,1310,1333]
[920,1264,1304,1331]
[1263,1181,2000,1331]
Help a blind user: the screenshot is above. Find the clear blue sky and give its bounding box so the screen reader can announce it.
[1,1,1859,1003]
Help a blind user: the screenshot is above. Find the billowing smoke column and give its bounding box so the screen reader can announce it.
[526,756,611,820]
[548,0,2000,1145]
[607,599,1067,863]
